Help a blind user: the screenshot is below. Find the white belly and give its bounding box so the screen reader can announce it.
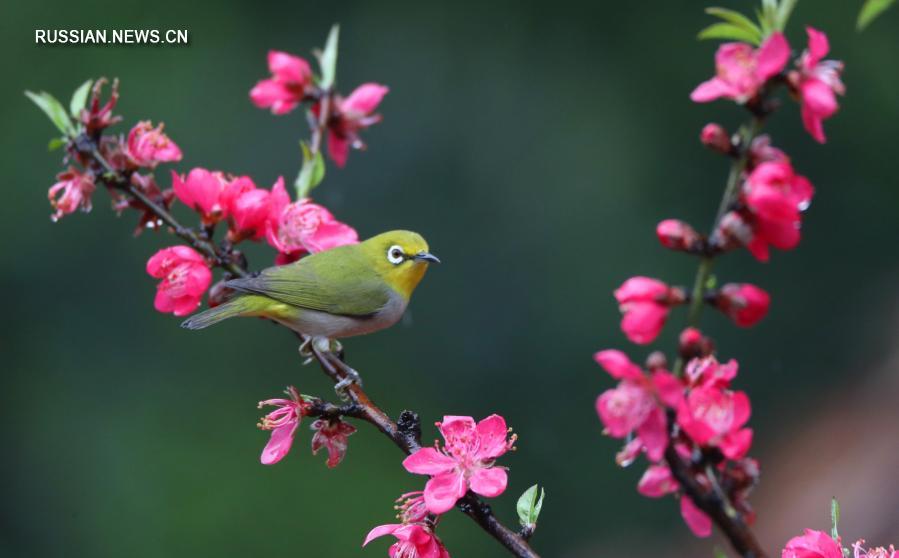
[275,291,407,339]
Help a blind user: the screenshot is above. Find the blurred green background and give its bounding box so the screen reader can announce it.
[3,1,898,556]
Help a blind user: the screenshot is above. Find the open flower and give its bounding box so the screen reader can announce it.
[714,283,771,327]
[146,246,212,316]
[403,415,515,514]
[742,161,814,262]
[614,277,685,344]
[677,384,753,459]
[257,386,309,465]
[782,529,844,558]
[691,33,789,104]
[789,27,845,143]
[594,350,683,463]
[171,168,228,224]
[250,51,313,115]
[321,83,389,167]
[852,540,897,558]
[363,523,450,558]
[220,176,273,242]
[48,167,95,222]
[310,418,356,468]
[126,121,182,168]
[265,178,358,264]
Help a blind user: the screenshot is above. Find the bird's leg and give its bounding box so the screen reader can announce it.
[297,335,315,365]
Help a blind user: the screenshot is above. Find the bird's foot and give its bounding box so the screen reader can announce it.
[333,363,363,399]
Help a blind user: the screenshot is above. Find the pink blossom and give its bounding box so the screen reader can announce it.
[680,496,712,538]
[715,283,771,327]
[250,51,313,115]
[125,121,182,168]
[257,386,309,465]
[310,418,356,468]
[48,167,95,222]
[684,356,738,389]
[264,178,358,263]
[700,123,732,154]
[742,161,814,262]
[363,523,450,558]
[171,168,228,224]
[145,246,213,316]
[402,415,515,514]
[852,540,897,558]
[595,350,683,462]
[656,219,701,252]
[637,464,678,498]
[678,327,714,361]
[322,83,389,167]
[691,33,790,104]
[782,529,844,558]
[789,28,845,143]
[614,277,684,344]
[677,384,753,459]
[220,176,273,242]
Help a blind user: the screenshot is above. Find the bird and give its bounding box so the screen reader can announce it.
[181,230,439,341]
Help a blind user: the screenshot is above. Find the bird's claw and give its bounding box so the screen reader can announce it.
[333,365,363,399]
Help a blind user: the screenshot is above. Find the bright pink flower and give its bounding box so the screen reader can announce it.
[680,496,712,538]
[595,350,683,462]
[171,168,228,224]
[656,219,701,252]
[852,540,897,558]
[637,464,678,498]
[789,28,845,143]
[742,161,814,262]
[700,123,732,154]
[715,283,771,327]
[614,277,684,344]
[782,529,843,558]
[691,33,790,104]
[265,178,358,263]
[322,83,389,167]
[257,386,309,465]
[48,167,95,222]
[250,51,313,115]
[677,384,753,459]
[126,121,182,168]
[403,415,515,514]
[145,246,212,316]
[310,418,356,468]
[220,176,273,242]
[363,523,450,558]
[684,356,738,389]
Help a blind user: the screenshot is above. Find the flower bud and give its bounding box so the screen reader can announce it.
[715,283,771,327]
[656,219,702,252]
[700,123,733,155]
[645,351,668,371]
[679,327,714,361]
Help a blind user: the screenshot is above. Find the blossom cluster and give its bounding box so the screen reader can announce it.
[782,528,896,558]
[596,16,845,544]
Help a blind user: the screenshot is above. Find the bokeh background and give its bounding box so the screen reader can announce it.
[2,1,898,556]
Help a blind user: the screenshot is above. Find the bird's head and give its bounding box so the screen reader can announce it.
[362,230,439,299]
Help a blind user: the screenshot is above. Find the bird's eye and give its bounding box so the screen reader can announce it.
[387,245,405,265]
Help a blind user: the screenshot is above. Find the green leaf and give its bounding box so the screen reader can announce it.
[48,137,67,151]
[830,498,840,540]
[69,79,92,119]
[516,484,546,528]
[705,7,763,43]
[714,548,729,558]
[318,24,340,89]
[294,142,326,199]
[858,0,896,29]
[25,90,75,136]
[775,0,799,31]
[698,22,762,44]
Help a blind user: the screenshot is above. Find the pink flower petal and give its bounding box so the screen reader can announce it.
[260,421,298,465]
[756,32,790,81]
[720,427,753,460]
[620,302,669,345]
[402,447,457,475]
[782,529,843,558]
[680,496,712,538]
[805,27,830,68]
[651,370,684,408]
[342,83,389,114]
[469,467,508,498]
[267,50,311,84]
[690,78,732,103]
[475,414,510,460]
[327,131,350,167]
[637,406,668,462]
[594,349,644,381]
[362,523,401,547]
[423,471,467,514]
[637,464,677,498]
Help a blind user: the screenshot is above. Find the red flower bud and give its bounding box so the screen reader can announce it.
[679,327,714,361]
[700,123,732,154]
[656,219,702,252]
[715,283,771,327]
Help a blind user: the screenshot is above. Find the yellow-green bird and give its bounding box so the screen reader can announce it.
[181,230,439,339]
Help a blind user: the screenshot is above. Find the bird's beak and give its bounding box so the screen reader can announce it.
[413,251,440,264]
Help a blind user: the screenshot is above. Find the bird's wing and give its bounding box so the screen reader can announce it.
[224,253,390,318]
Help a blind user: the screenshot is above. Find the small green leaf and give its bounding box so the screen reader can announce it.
[48,137,67,151]
[318,24,340,89]
[705,274,718,291]
[69,79,92,119]
[698,23,762,44]
[830,497,840,540]
[25,90,75,136]
[775,0,799,31]
[714,547,729,558]
[706,7,763,43]
[858,0,896,29]
[516,484,546,528]
[295,142,326,199]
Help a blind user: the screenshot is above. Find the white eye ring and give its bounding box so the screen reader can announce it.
[387,245,405,265]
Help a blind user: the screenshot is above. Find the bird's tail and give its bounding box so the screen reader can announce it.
[180,297,259,330]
